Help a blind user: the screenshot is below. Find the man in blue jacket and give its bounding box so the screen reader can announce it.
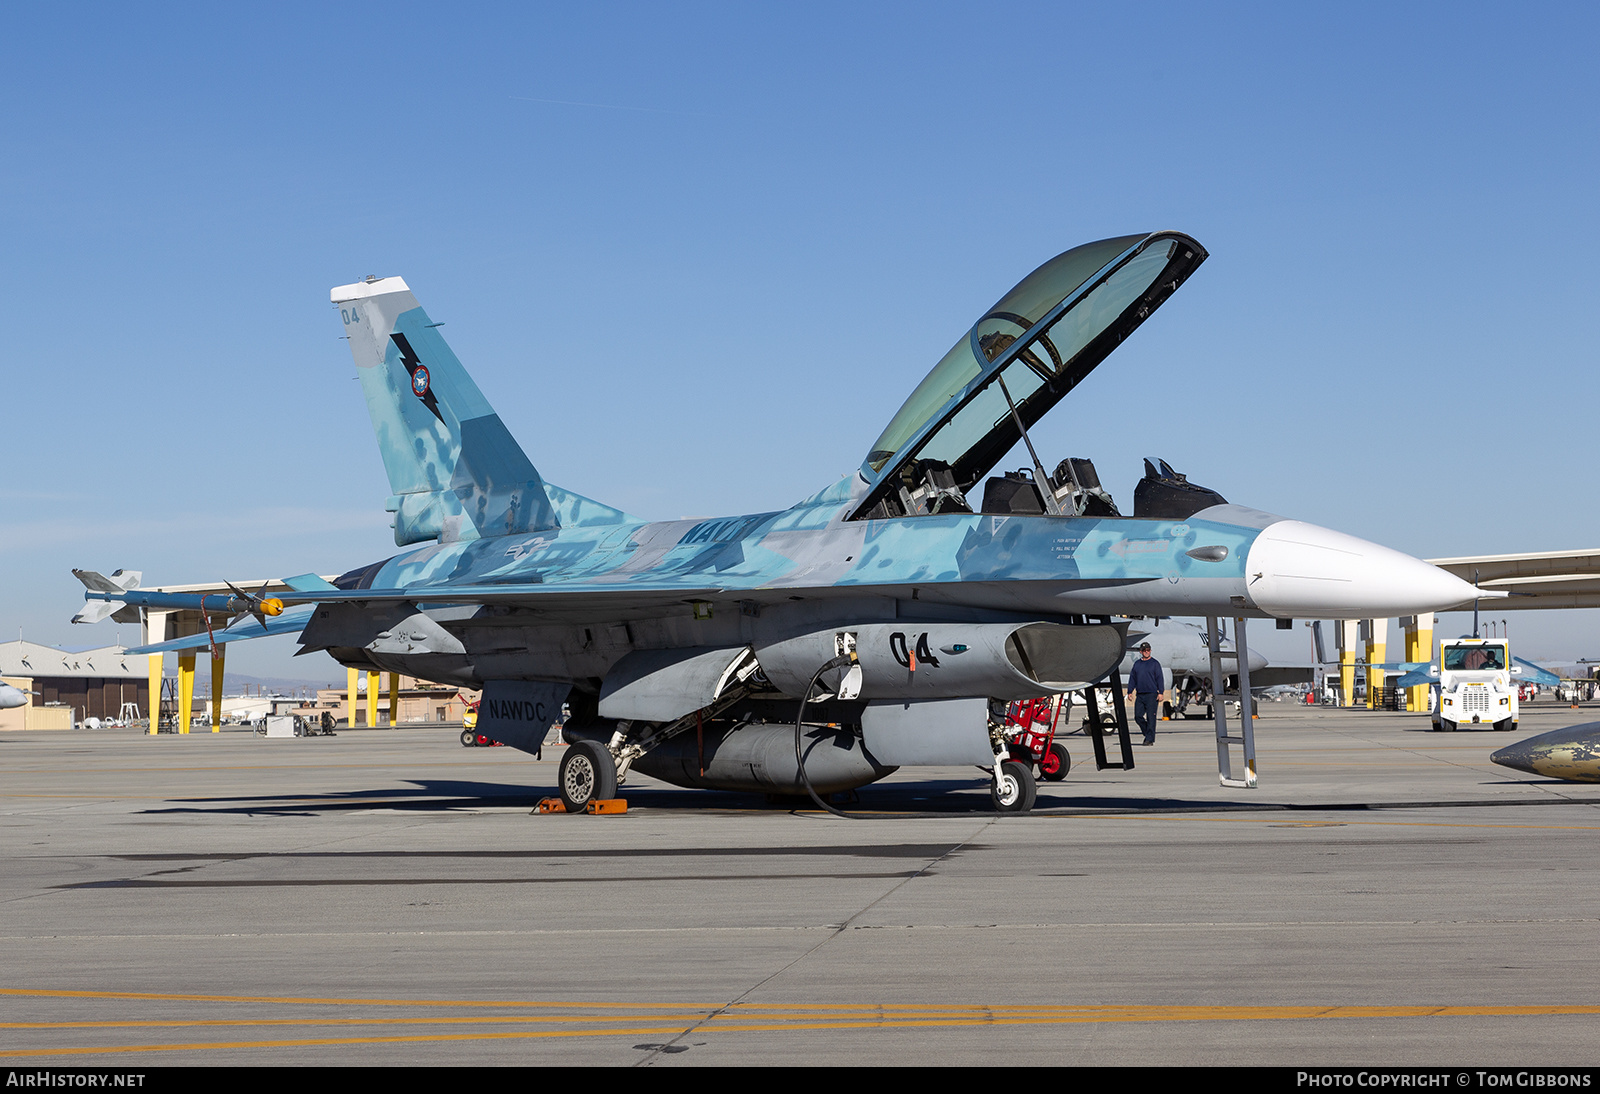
[1125,641,1166,746]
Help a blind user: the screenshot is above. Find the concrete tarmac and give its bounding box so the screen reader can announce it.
[3,703,1599,1066]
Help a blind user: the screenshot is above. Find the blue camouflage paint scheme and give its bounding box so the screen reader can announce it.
[70,239,1492,803]
[353,301,636,545]
[109,242,1281,659]
[348,483,1262,607]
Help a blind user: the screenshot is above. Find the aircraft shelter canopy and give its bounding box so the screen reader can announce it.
[854,231,1206,519]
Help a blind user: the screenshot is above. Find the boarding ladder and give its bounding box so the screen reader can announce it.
[1081,615,1137,770]
[1206,615,1258,788]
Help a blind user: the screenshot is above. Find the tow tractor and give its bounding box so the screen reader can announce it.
[1433,637,1518,732]
[458,696,506,747]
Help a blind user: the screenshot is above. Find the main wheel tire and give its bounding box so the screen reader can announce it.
[460,728,476,747]
[991,760,1036,813]
[558,740,617,812]
[1040,742,1070,782]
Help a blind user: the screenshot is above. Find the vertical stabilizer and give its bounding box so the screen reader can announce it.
[332,277,558,545]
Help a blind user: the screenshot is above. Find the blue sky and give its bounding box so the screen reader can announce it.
[3,2,1597,680]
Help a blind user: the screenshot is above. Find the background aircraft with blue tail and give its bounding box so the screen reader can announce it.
[73,231,1485,812]
[1379,656,1561,692]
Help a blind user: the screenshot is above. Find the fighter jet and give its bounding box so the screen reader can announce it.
[0,684,28,710]
[74,231,1483,812]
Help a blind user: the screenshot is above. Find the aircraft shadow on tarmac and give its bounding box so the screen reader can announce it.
[144,776,1024,816]
[139,776,1600,817]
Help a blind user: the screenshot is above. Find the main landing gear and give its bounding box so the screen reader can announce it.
[558,740,618,812]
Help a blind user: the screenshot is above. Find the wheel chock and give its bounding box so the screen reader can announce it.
[533,797,626,815]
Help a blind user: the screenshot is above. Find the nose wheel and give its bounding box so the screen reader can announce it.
[991,760,1036,813]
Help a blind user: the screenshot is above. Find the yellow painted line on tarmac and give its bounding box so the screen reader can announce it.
[4,1003,1600,1058]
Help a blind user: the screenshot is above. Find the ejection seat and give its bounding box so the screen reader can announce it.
[1131,458,1227,520]
[894,459,972,516]
[980,457,1120,517]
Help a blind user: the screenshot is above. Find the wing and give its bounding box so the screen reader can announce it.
[128,606,316,655]
[1513,657,1562,687]
[1427,549,1600,609]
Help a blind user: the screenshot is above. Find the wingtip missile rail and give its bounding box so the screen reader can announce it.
[75,587,282,619]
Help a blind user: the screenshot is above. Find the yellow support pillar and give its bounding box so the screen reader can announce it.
[367,670,379,729]
[210,645,225,732]
[177,653,196,734]
[388,672,400,728]
[347,666,359,727]
[147,654,162,735]
[1365,618,1388,710]
[1338,620,1359,707]
[1404,614,1434,714]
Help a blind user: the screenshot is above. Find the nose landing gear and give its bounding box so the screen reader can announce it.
[991,759,1037,813]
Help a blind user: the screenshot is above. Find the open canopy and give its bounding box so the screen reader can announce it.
[853,232,1206,519]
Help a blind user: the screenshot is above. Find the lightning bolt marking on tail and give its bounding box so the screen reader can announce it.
[390,332,444,423]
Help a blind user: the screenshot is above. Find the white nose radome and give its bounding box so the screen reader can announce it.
[1244,520,1482,618]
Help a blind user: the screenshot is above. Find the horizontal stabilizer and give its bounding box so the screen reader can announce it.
[297,601,466,656]
[127,606,315,655]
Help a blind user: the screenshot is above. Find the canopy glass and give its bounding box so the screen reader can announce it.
[853,231,1207,519]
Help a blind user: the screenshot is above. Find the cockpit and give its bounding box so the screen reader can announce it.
[850,232,1211,522]
[1444,644,1507,671]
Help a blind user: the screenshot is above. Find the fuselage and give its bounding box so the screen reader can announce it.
[349,499,1473,623]
[320,486,1478,690]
